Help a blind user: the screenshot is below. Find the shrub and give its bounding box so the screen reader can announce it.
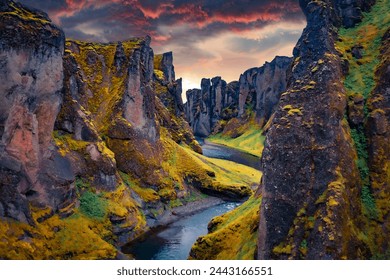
[79,191,108,220]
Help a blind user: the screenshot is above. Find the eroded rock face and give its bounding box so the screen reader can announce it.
[257,0,376,260]
[366,28,390,256]
[185,56,291,137]
[238,57,292,123]
[153,52,202,153]
[54,36,164,190]
[334,0,376,28]
[185,78,239,137]
[0,0,75,222]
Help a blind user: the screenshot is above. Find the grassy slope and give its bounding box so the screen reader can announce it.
[189,195,261,260]
[336,0,390,257]
[0,127,261,259]
[208,125,265,157]
[0,184,144,259]
[160,128,261,197]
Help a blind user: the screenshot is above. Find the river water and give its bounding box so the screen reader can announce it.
[121,140,260,260]
[199,138,261,170]
[121,202,241,260]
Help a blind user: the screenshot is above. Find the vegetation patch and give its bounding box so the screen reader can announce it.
[208,124,265,157]
[189,195,262,259]
[79,191,108,220]
[336,0,390,220]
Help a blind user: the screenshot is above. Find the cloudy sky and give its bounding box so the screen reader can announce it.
[18,0,306,99]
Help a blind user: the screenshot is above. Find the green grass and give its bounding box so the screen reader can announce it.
[189,195,262,259]
[208,127,265,157]
[336,0,390,220]
[337,0,390,104]
[79,191,108,220]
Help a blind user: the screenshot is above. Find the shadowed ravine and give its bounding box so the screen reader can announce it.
[121,142,259,260]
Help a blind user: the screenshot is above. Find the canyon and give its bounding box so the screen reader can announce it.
[0,0,389,260]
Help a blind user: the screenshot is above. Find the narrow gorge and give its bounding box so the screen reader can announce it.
[0,0,389,260]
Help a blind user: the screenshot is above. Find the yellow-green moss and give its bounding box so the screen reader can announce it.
[0,179,149,260]
[189,195,262,259]
[336,0,390,258]
[2,2,51,25]
[65,39,142,134]
[119,172,160,202]
[154,69,165,80]
[283,105,303,116]
[53,131,90,156]
[154,54,163,70]
[159,128,260,198]
[208,118,265,157]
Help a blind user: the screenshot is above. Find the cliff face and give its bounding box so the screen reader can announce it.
[0,0,259,259]
[56,38,162,190]
[153,52,202,153]
[367,29,390,257]
[185,78,236,137]
[257,0,389,259]
[184,56,292,137]
[238,56,292,125]
[0,0,74,223]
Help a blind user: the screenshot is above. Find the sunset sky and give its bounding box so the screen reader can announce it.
[18,0,306,99]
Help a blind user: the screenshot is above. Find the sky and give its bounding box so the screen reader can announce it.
[18,0,306,100]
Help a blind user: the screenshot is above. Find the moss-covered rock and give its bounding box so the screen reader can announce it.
[190,195,262,259]
[258,0,381,259]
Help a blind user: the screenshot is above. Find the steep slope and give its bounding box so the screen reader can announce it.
[257,0,389,259]
[191,0,389,260]
[190,194,262,260]
[0,0,259,259]
[336,0,390,258]
[153,52,202,153]
[0,0,74,224]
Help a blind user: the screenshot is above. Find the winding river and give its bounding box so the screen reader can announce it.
[199,138,261,170]
[121,140,260,260]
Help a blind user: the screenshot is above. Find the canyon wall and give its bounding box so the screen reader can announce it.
[185,56,292,137]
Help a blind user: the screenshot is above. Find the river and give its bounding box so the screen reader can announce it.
[198,138,261,170]
[121,140,260,260]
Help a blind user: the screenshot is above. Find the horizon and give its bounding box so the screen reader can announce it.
[18,0,306,101]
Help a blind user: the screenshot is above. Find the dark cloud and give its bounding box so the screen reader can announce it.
[16,0,305,95]
[18,0,67,11]
[17,0,304,45]
[228,29,303,54]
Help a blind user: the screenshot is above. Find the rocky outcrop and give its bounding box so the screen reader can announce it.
[238,57,292,125]
[184,56,291,137]
[257,0,378,260]
[55,37,163,189]
[334,0,375,28]
[0,0,259,260]
[0,0,75,223]
[185,78,239,137]
[366,27,390,257]
[154,52,202,152]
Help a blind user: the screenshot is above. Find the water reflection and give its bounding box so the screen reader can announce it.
[200,139,261,170]
[122,202,240,260]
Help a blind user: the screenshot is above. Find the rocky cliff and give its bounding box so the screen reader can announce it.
[0,0,74,224]
[257,0,389,259]
[184,56,292,137]
[190,0,389,260]
[153,52,202,153]
[0,0,258,259]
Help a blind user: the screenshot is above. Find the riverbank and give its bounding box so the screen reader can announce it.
[200,139,262,170]
[207,125,265,158]
[122,199,243,260]
[120,141,261,259]
[148,195,225,227]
